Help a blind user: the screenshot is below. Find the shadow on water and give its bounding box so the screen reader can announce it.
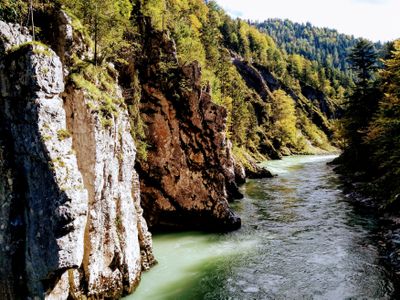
[149,253,240,300]
[127,230,259,300]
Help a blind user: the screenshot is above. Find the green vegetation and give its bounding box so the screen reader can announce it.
[57,129,71,141]
[68,56,121,128]
[7,41,51,56]
[0,0,28,23]
[127,70,148,162]
[136,1,344,160]
[256,19,383,86]
[338,38,400,205]
[342,39,380,161]
[270,90,298,148]
[62,0,132,64]
[257,19,360,70]
[2,0,350,165]
[52,156,66,168]
[365,40,400,203]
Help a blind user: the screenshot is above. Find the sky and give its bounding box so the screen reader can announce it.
[215,0,400,42]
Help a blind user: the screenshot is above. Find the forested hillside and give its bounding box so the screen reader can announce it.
[336,38,400,205]
[256,19,385,90]
[257,19,366,71]
[2,0,400,299]
[253,18,400,206]
[0,0,346,170]
[133,0,344,165]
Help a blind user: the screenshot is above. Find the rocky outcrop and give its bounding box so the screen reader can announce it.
[136,28,241,232]
[301,84,336,119]
[0,20,31,55]
[0,20,154,299]
[252,62,334,137]
[233,59,274,101]
[63,83,155,298]
[1,36,88,298]
[0,118,21,300]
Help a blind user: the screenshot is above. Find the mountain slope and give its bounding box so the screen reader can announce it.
[255,19,385,89]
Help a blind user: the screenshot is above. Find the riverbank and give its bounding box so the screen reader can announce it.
[335,170,400,289]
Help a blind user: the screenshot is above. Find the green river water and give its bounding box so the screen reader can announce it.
[125,155,398,299]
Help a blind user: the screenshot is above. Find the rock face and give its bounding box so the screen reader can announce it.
[136,28,242,231]
[0,20,154,299]
[63,85,155,298]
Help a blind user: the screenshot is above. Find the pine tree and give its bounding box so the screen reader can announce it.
[348,39,378,86]
[343,39,380,166]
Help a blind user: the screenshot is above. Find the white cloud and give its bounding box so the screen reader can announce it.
[215,0,400,42]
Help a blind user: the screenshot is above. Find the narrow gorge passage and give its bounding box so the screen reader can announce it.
[127,155,398,299]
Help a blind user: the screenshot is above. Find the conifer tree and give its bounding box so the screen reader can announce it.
[365,40,400,200]
[343,39,380,164]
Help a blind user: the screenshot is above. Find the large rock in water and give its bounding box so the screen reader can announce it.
[0,20,154,299]
[137,28,242,231]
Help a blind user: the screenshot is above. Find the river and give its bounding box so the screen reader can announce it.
[126,155,398,299]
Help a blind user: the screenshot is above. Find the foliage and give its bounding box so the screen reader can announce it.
[339,37,400,205]
[342,39,381,163]
[270,90,298,147]
[258,19,362,70]
[128,69,149,161]
[0,0,28,23]
[256,19,385,85]
[364,40,400,203]
[2,0,346,165]
[69,60,122,128]
[57,129,71,141]
[151,0,343,158]
[61,0,132,64]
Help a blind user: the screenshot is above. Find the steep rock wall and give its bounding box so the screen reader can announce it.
[63,85,155,298]
[0,20,154,299]
[136,28,242,231]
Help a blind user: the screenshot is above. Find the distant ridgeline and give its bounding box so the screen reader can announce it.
[255,19,385,86]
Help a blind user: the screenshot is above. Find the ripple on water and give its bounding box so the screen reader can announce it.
[125,155,398,300]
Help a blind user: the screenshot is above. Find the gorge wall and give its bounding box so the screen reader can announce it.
[135,27,242,231]
[0,19,156,299]
[0,9,246,299]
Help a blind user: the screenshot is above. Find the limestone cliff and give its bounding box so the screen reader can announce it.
[134,27,242,231]
[0,10,247,298]
[0,19,154,299]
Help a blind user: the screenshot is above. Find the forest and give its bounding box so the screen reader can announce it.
[2,0,400,254]
[0,0,400,299]
[257,16,400,204]
[0,0,352,169]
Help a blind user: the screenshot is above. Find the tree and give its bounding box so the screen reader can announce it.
[63,0,132,65]
[271,89,298,147]
[342,39,380,165]
[365,40,400,200]
[348,39,378,86]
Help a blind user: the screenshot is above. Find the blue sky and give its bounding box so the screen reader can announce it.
[215,0,399,42]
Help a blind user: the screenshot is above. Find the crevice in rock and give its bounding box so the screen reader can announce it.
[63,87,96,296]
